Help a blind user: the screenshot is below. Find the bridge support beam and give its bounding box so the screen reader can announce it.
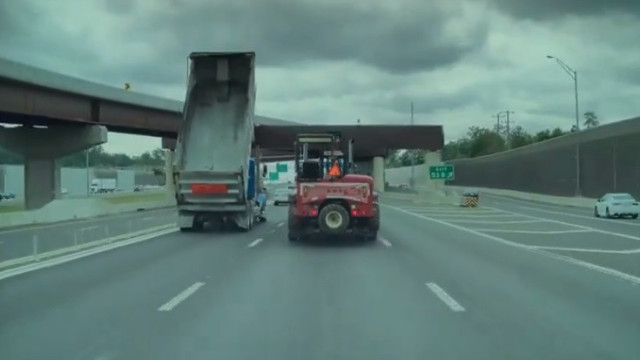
[0,125,107,210]
[372,156,385,193]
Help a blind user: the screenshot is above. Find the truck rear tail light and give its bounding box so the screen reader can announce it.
[191,183,228,194]
[310,209,318,216]
[351,209,358,217]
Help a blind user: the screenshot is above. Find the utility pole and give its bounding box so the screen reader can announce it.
[504,110,514,149]
[494,113,504,133]
[496,110,515,149]
[410,101,415,189]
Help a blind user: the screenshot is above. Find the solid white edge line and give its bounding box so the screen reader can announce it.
[157,282,205,312]
[425,282,465,312]
[474,229,591,234]
[534,246,640,254]
[0,228,178,281]
[380,203,640,285]
[248,238,263,248]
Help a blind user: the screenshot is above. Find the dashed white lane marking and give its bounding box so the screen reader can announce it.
[474,229,591,234]
[80,226,99,231]
[248,238,263,248]
[142,217,154,221]
[268,229,276,233]
[425,282,465,312]
[277,222,284,227]
[158,282,205,312]
[380,204,640,285]
[519,205,640,228]
[378,237,392,247]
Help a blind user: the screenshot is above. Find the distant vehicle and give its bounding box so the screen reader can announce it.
[594,193,639,219]
[273,188,293,206]
[0,192,15,200]
[90,179,116,193]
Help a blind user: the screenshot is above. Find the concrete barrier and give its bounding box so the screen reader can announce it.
[445,186,596,209]
[0,193,175,229]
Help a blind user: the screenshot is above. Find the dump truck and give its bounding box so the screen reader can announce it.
[173,51,263,232]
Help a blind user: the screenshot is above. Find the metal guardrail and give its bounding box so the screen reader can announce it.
[0,210,176,269]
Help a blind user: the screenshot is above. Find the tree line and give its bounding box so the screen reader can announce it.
[386,111,600,167]
[0,145,166,168]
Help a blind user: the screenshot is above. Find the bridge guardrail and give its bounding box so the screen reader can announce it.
[0,210,177,270]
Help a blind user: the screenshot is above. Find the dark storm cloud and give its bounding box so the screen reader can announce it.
[369,88,481,115]
[488,0,640,20]
[103,0,137,15]
[0,2,102,70]
[114,0,489,77]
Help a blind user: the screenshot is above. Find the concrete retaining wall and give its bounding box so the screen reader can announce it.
[445,116,640,199]
[0,165,162,195]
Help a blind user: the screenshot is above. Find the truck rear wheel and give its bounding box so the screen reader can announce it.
[318,204,350,234]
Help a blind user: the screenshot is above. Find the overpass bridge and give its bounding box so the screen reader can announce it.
[0,56,444,210]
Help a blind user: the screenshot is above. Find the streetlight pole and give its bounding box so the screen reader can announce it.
[410,101,415,189]
[547,55,581,196]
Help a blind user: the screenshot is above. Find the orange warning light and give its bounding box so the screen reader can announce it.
[328,161,342,177]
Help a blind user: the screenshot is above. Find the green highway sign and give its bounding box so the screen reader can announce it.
[276,163,288,172]
[269,172,279,181]
[429,165,455,180]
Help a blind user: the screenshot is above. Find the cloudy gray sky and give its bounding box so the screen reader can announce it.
[2,0,640,155]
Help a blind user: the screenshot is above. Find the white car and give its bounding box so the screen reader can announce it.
[273,188,293,206]
[594,193,639,219]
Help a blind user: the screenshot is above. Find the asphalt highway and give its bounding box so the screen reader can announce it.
[1,197,639,359]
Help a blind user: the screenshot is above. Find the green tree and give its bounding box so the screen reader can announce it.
[385,150,402,168]
[398,149,424,166]
[583,111,600,129]
[466,126,505,157]
[508,126,533,149]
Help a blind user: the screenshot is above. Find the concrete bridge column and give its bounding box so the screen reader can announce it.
[423,150,443,191]
[0,125,107,210]
[372,156,385,193]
